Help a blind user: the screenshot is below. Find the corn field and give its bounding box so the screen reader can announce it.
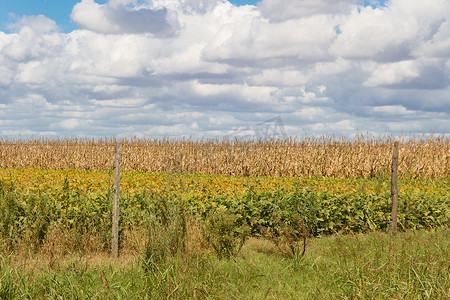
[0,136,448,179]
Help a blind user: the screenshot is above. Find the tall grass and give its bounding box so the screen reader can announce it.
[0,229,448,299]
[1,135,449,179]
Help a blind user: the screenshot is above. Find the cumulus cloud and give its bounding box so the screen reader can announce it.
[71,0,179,36]
[1,15,61,61]
[331,0,450,61]
[7,14,59,33]
[0,0,449,138]
[259,0,355,21]
[364,60,420,87]
[371,105,415,116]
[203,14,337,63]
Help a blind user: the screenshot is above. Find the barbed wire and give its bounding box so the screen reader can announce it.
[0,219,419,244]
[4,213,111,219]
[0,142,402,146]
[0,182,445,205]
[1,233,128,243]
[0,203,431,222]
[1,135,447,146]
[2,176,447,196]
[0,206,396,220]
[0,182,426,194]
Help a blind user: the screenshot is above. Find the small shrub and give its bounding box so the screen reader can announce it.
[142,195,187,272]
[27,193,51,248]
[0,183,25,249]
[202,210,250,259]
[259,213,308,258]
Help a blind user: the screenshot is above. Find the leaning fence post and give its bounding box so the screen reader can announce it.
[390,141,399,235]
[112,141,121,258]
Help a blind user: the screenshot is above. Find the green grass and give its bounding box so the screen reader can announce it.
[1,228,448,299]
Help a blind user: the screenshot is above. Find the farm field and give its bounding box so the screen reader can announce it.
[0,137,449,298]
[1,136,449,178]
[1,168,449,238]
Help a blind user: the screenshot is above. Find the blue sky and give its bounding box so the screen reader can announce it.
[0,0,78,32]
[0,0,449,138]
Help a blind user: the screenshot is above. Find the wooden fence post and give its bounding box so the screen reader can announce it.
[390,141,399,235]
[112,141,121,258]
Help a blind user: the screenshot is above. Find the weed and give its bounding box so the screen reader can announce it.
[202,210,251,259]
[142,195,188,272]
[259,213,308,258]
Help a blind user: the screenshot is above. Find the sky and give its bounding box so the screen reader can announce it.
[0,0,449,139]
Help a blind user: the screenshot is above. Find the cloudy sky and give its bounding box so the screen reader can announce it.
[0,0,449,139]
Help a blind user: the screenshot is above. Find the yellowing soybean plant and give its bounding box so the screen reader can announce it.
[1,168,448,200]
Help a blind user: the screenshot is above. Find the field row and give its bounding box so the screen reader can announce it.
[1,136,449,178]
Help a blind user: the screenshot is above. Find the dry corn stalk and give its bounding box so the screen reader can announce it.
[0,135,448,179]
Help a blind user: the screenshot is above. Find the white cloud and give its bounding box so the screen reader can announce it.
[259,0,355,21]
[293,107,327,121]
[306,119,356,134]
[203,14,337,62]
[190,81,278,105]
[54,118,89,130]
[16,61,49,84]
[371,105,414,116]
[364,60,420,87]
[413,18,450,58]
[313,57,353,76]
[16,94,49,106]
[70,0,179,36]
[331,0,450,61]
[1,16,61,61]
[282,87,331,105]
[0,0,449,139]
[0,66,13,86]
[7,15,58,33]
[71,0,121,33]
[249,69,307,86]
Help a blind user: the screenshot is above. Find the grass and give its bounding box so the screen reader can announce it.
[0,228,448,299]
